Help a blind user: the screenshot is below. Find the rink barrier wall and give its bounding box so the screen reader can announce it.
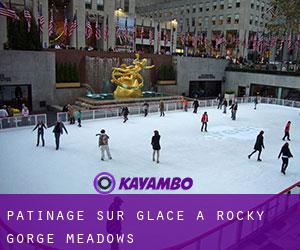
[0,114,47,130]
[165,182,300,250]
[56,96,300,123]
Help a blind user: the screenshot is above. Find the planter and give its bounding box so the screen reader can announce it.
[157,80,176,85]
[56,82,81,89]
[224,93,235,101]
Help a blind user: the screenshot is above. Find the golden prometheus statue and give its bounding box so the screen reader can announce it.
[111,54,155,99]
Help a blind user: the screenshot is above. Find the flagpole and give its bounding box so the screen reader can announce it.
[75,9,78,49]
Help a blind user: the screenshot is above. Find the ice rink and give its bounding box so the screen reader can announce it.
[0,103,299,194]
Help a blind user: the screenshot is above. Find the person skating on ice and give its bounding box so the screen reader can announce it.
[67,104,75,125]
[121,106,129,123]
[183,98,189,112]
[76,109,82,127]
[192,99,199,113]
[201,112,208,132]
[217,94,222,109]
[151,130,161,164]
[282,121,291,141]
[96,129,112,161]
[254,95,258,110]
[278,142,293,175]
[52,120,68,150]
[230,102,238,120]
[159,100,165,117]
[248,130,265,161]
[143,102,149,117]
[222,98,228,114]
[32,120,47,147]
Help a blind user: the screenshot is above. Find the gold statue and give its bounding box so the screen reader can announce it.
[111,54,155,99]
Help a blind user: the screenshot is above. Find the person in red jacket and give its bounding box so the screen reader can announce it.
[282,121,291,141]
[201,112,208,132]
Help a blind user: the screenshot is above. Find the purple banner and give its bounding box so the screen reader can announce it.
[0,194,299,250]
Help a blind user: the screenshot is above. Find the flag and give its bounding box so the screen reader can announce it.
[180,31,185,47]
[149,20,153,46]
[258,34,264,51]
[37,4,45,33]
[279,37,285,51]
[163,24,168,47]
[270,35,278,48]
[85,15,93,39]
[216,33,224,46]
[95,17,101,40]
[253,34,257,51]
[0,1,19,19]
[23,1,32,33]
[48,8,54,36]
[288,33,292,51]
[115,15,122,44]
[124,17,129,42]
[140,19,144,44]
[104,15,109,41]
[63,11,68,37]
[192,28,197,48]
[69,12,78,37]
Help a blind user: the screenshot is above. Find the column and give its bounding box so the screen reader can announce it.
[70,0,85,49]
[0,16,7,50]
[277,87,282,99]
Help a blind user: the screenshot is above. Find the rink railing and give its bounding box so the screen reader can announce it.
[0,114,47,130]
[165,182,300,250]
[56,96,300,123]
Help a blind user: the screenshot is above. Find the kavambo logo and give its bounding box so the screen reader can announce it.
[93,172,193,194]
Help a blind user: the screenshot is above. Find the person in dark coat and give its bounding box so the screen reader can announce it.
[278,142,293,175]
[143,102,149,117]
[106,197,123,250]
[254,96,258,110]
[121,106,129,123]
[32,121,47,147]
[282,121,291,141]
[222,98,228,114]
[217,94,223,109]
[201,112,208,132]
[159,100,165,117]
[52,121,68,150]
[248,130,265,161]
[151,130,161,163]
[192,99,199,113]
[230,102,238,120]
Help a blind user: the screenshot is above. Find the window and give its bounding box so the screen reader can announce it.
[181,7,184,14]
[186,6,190,14]
[186,18,190,27]
[227,14,231,24]
[204,17,209,28]
[193,5,196,13]
[228,0,233,9]
[206,2,210,11]
[115,0,121,10]
[261,2,265,12]
[255,16,258,26]
[249,15,253,25]
[260,21,263,27]
[97,0,104,11]
[199,4,203,12]
[251,0,254,9]
[219,15,224,25]
[236,0,240,8]
[198,17,202,26]
[212,16,216,25]
[220,0,224,9]
[256,1,260,10]
[192,17,195,26]
[85,0,92,9]
[213,1,217,10]
[234,14,239,24]
[124,0,129,12]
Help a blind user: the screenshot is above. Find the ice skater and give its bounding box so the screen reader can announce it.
[96,129,112,161]
[52,121,68,150]
[222,98,228,114]
[151,130,161,164]
[183,98,189,112]
[143,102,149,117]
[278,142,293,175]
[282,121,291,141]
[121,106,129,123]
[248,130,265,161]
[32,121,47,147]
[201,112,208,132]
[67,104,75,125]
[159,100,165,117]
[76,109,82,127]
[254,96,258,110]
[230,102,238,120]
[192,99,199,113]
[217,94,222,109]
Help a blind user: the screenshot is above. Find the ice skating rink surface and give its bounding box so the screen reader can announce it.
[0,103,299,194]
